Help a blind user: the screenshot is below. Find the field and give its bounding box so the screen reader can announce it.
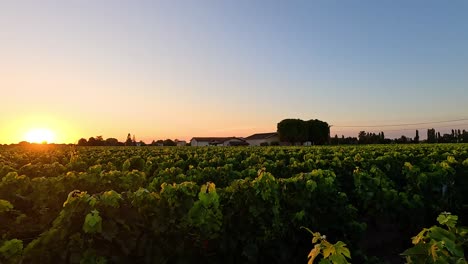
[1,144,468,263]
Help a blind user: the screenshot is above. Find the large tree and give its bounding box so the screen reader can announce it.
[105,138,119,146]
[125,133,134,146]
[277,119,308,144]
[427,129,436,143]
[277,118,329,145]
[77,138,87,146]
[306,119,330,145]
[88,137,97,146]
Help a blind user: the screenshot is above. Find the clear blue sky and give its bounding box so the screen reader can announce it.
[1,0,467,143]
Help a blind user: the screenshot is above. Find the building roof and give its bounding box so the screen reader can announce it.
[191,137,246,143]
[245,132,278,140]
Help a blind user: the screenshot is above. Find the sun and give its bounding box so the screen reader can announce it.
[25,128,56,144]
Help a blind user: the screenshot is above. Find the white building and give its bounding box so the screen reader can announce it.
[245,132,280,146]
[190,137,247,146]
[175,140,187,146]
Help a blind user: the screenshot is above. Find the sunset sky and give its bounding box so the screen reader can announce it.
[1,1,468,144]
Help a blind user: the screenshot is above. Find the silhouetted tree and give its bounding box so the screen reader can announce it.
[306,119,330,145]
[77,138,88,146]
[125,133,133,146]
[88,137,97,146]
[277,119,308,144]
[105,138,119,146]
[94,136,105,146]
[358,131,367,144]
[427,129,436,143]
[379,132,385,143]
[163,139,176,146]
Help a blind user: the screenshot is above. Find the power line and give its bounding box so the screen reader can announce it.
[333,118,468,128]
[331,122,468,133]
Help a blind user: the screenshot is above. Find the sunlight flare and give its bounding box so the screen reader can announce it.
[24,128,56,144]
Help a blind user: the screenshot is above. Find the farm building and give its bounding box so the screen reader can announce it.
[190,137,248,146]
[244,132,279,146]
[175,140,187,146]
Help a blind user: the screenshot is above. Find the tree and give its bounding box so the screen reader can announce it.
[88,137,97,146]
[427,129,436,143]
[414,130,419,143]
[462,130,468,142]
[277,119,308,144]
[94,136,105,146]
[277,118,328,145]
[105,138,119,146]
[358,131,367,144]
[163,139,176,146]
[400,135,408,143]
[125,133,133,146]
[77,138,88,146]
[306,119,330,145]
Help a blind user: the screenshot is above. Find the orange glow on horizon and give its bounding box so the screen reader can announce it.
[24,128,56,144]
[0,114,83,144]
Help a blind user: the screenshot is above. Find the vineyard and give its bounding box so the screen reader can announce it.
[1,144,468,263]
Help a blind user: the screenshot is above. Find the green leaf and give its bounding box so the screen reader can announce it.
[0,239,23,259]
[401,243,431,257]
[83,210,103,234]
[100,190,122,208]
[334,241,351,259]
[430,226,456,242]
[442,238,464,258]
[0,199,13,213]
[328,253,348,264]
[437,212,458,228]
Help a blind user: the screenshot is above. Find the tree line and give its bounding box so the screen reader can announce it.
[330,129,468,145]
[426,128,468,143]
[276,118,468,145]
[70,124,468,147]
[76,133,185,146]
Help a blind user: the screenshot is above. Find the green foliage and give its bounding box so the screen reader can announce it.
[302,227,351,264]
[188,182,222,239]
[80,249,107,264]
[0,239,23,263]
[1,144,468,263]
[0,199,13,213]
[83,210,102,234]
[99,190,122,208]
[401,212,468,263]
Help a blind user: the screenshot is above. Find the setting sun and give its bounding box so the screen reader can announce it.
[25,128,56,144]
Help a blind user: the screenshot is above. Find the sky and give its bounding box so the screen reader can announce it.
[1,0,468,143]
